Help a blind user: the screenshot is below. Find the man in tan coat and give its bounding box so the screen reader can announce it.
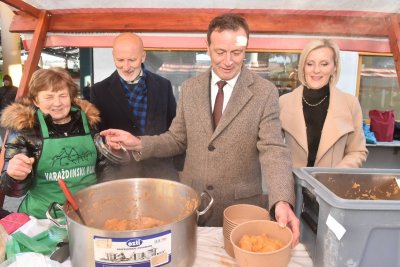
[102,13,300,246]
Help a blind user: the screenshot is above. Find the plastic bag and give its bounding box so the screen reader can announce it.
[32,226,67,249]
[4,216,67,261]
[4,238,19,261]
[0,214,30,235]
[369,110,395,142]
[11,232,53,255]
[0,252,62,267]
[363,121,377,144]
[394,121,400,141]
[0,225,8,263]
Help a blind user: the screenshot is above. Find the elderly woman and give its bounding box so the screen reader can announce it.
[0,67,110,219]
[279,39,368,168]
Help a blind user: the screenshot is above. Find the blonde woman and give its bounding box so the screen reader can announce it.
[279,39,368,168]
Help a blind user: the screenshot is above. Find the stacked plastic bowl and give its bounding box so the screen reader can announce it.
[222,204,270,257]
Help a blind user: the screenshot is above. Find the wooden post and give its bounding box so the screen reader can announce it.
[16,10,50,98]
[0,10,49,208]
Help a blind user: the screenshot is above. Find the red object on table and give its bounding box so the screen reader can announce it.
[0,213,30,234]
[369,110,395,142]
[57,179,79,210]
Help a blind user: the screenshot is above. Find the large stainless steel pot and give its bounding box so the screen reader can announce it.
[47,178,213,267]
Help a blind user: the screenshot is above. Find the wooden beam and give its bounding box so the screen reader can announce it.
[0,1,43,209]
[17,10,50,98]
[1,0,41,18]
[245,13,386,37]
[10,10,387,37]
[0,130,8,208]
[386,14,400,86]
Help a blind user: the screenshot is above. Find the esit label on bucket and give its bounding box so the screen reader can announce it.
[94,230,172,266]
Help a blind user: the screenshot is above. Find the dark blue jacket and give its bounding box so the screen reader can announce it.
[90,69,181,180]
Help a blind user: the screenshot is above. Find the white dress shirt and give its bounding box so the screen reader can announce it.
[210,70,240,113]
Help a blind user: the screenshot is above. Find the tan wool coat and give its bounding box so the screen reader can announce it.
[279,85,368,168]
[140,67,295,226]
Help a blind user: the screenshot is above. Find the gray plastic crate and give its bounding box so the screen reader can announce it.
[294,167,400,267]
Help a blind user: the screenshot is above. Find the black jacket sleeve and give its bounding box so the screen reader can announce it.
[0,129,37,197]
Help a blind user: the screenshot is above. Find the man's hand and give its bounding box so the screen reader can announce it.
[100,129,143,151]
[274,201,300,248]
[7,154,35,181]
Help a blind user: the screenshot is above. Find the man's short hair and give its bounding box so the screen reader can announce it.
[207,13,249,46]
[3,75,12,82]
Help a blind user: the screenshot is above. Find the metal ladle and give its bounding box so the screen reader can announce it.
[58,179,86,225]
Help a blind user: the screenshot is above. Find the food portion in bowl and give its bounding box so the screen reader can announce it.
[239,233,284,252]
[223,204,271,257]
[230,220,292,267]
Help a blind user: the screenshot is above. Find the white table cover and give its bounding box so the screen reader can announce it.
[193,227,313,267]
[64,227,313,267]
[11,221,314,267]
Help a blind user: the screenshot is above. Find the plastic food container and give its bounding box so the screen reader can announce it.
[294,167,400,267]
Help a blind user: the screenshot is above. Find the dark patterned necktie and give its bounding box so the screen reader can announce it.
[213,80,227,128]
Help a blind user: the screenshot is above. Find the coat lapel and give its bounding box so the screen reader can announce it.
[145,72,157,126]
[193,71,214,137]
[316,86,355,163]
[211,68,253,141]
[280,86,308,152]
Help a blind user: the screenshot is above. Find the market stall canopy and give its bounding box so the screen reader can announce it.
[1,0,400,95]
[6,0,400,12]
[5,0,400,37]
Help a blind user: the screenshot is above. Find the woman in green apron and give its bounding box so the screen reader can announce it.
[0,68,111,219]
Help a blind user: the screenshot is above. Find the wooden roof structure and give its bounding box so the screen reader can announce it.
[2,0,400,94]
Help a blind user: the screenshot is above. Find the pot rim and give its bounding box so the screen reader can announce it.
[62,178,202,231]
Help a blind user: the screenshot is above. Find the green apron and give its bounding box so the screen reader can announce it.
[18,108,97,219]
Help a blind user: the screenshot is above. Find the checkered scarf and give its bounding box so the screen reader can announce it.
[120,67,148,135]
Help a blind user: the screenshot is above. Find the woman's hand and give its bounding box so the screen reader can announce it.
[100,129,143,151]
[7,154,35,181]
